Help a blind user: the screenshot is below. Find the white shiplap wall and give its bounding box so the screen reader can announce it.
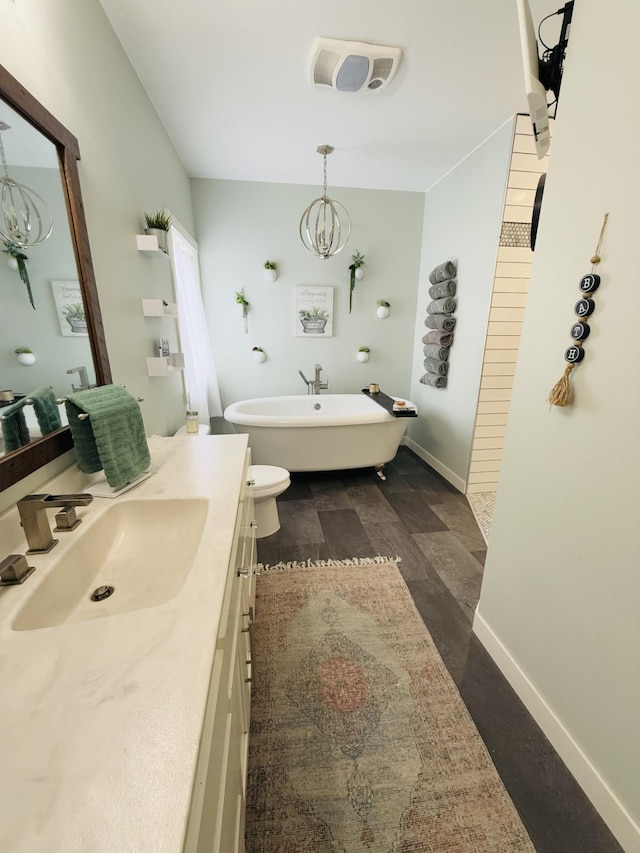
[467,115,550,494]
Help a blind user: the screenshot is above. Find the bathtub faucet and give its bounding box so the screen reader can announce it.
[298,366,328,395]
[312,364,328,395]
[298,369,312,394]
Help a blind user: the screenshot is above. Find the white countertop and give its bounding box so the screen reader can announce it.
[0,434,250,853]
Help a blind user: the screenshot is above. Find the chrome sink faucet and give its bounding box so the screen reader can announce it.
[17,493,94,553]
[67,365,91,392]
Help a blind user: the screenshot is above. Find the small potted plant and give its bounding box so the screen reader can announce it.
[62,302,87,333]
[235,288,250,332]
[263,260,277,282]
[15,346,36,366]
[298,306,329,334]
[356,346,370,363]
[348,250,365,313]
[251,346,266,363]
[143,210,172,252]
[376,299,390,319]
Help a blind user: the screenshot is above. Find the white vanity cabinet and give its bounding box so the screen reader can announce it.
[184,452,257,853]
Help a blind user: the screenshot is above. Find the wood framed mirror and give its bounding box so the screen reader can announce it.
[0,63,111,491]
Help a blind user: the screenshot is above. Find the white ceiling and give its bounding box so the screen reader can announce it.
[97,0,562,193]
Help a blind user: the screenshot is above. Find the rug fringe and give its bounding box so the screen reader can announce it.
[258,556,402,573]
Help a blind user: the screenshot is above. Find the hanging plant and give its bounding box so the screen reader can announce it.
[235,288,250,333]
[376,299,390,319]
[15,346,36,365]
[3,242,34,309]
[348,250,365,313]
[263,260,277,282]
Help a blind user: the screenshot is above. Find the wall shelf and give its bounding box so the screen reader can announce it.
[146,352,185,377]
[142,298,177,317]
[136,234,169,258]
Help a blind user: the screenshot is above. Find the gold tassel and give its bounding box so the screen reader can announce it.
[548,364,575,407]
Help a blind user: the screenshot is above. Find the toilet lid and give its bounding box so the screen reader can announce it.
[249,464,290,493]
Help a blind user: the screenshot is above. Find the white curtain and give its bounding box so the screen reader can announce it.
[169,226,222,422]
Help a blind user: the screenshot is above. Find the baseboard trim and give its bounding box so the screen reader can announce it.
[402,437,467,493]
[473,608,640,852]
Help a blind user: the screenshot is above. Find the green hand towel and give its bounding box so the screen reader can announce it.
[65,385,150,490]
[1,398,30,452]
[28,386,62,435]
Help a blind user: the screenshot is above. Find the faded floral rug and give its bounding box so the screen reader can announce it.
[245,557,534,853]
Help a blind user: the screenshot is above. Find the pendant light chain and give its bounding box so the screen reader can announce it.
[322,150,328,199]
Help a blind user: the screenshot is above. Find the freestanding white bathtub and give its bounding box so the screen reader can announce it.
[223,393,416,474]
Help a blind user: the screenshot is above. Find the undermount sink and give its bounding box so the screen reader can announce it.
[12,498,209,631]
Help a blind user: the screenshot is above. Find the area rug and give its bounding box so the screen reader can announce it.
[245,558,534,853]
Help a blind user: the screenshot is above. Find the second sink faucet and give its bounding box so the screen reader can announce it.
[17,493,94,553]
[67,366,91,392]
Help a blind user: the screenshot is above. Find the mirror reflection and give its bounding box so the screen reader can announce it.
[0,99,95,458]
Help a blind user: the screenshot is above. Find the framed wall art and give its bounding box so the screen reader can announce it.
[51,280,88,337]
[294,285,334,337]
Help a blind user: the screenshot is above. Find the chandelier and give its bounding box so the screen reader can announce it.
[0,123,53,248]
[299,144,350,259]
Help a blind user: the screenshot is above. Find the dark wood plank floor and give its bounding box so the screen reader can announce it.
[256,446,623,853]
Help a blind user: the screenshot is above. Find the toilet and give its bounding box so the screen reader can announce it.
[248,464,290,538]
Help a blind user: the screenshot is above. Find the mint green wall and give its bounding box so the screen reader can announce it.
[406,119,514,489]
[0,0,195,454]
[191,179,424,406]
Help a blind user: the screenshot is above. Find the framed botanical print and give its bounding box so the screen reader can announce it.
[294,285,334,337]
[51,280,88,336]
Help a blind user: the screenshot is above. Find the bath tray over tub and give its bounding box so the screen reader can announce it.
[360,389,417,417]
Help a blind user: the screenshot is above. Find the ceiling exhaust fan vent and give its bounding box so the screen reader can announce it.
[310,37,402,93]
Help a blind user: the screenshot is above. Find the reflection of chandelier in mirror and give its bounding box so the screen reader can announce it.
[299,145,350,259]
[0,122,53,248]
